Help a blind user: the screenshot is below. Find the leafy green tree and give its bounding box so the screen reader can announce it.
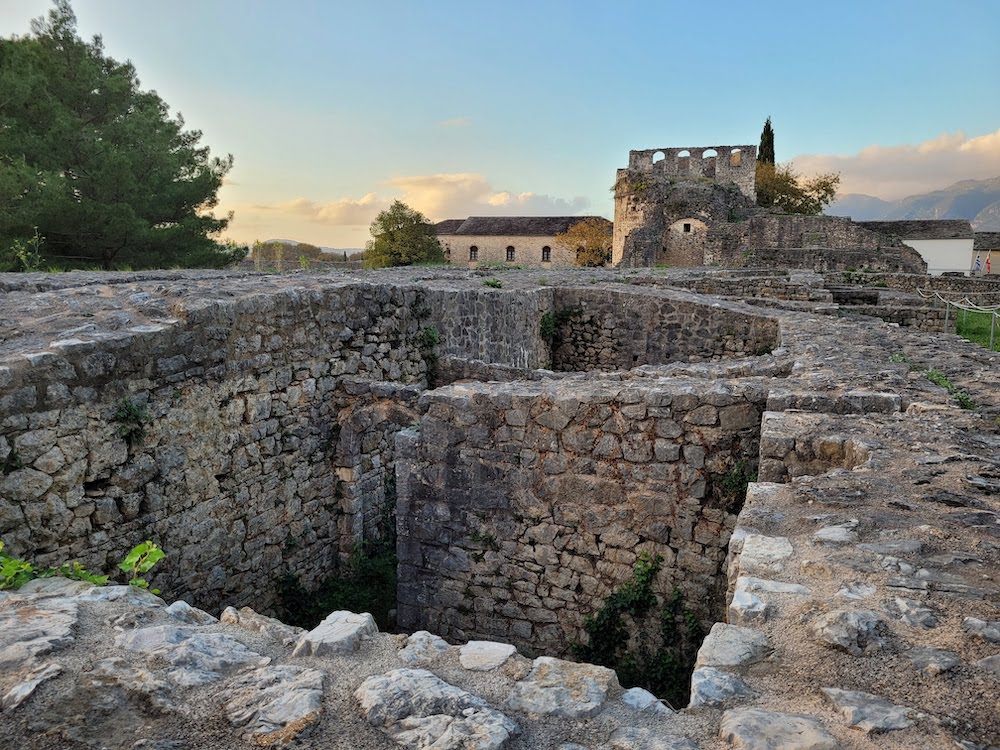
[0,1,244,270]
[756,163,840,215]
[363,201,443,268]
[555,217,613,267]
[758,116,775,166]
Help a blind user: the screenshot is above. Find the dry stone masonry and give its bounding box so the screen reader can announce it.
[0,265,998,749]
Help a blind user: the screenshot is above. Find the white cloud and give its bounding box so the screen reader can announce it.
[439,116,472,127]
[388,173,589,219]
[792,128,1000,199]
[258,193,389,226]
[247,173,590,237]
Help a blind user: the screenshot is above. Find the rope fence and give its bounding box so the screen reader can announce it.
[918,288,999,351]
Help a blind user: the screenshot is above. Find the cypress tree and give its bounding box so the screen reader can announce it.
[758,117,775,165]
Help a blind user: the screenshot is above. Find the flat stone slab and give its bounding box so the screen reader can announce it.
[1,661,62,711]
[821,687,913,732]
[885,597,938,629]
[688,667,754,708]
[694,623,771,669]
[737,534,793,574]
[460,641,517,671]
[738,575,810,595]
[621,686,672,715]
[906,647,961,677]
[221,605,304,647]
[720,708,837,749]
[117,625,270,686]
[505,656,618,718]
[729,590,769,625]
[166,600,218,625]
[399,630,451,666]
[811,609,884,656]
[961,617,1000,643]
[292,610,378,657]
[355,668,517,750]
[814,521,859,544]
[223,665,324,744]
[0,595,79,670]
[608,727,697,749]
[975,654,1000,678]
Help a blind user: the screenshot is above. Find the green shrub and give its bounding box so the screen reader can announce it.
[113,398,150,446]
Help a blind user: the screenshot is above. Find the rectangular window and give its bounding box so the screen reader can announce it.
[542,246,551,262]
[683,223,692,233]
[469,246,478,260]
[506,247,515,262]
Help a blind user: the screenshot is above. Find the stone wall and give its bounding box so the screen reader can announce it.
[396,377,769,656]
[625,145,757,200]
[438,234,577,268]
[827,270,1000,304]
[734,215,927,273]
[0,284,429,614]
[550,288,779,371]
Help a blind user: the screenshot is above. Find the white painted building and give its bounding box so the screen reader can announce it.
[858,220,974,275]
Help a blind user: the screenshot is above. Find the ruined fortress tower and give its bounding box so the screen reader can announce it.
[612,144,928,273]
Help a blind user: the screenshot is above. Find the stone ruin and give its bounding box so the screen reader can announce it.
[0,265,998,749]
[611,145,928,275]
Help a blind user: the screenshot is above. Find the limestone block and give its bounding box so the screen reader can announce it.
[961,617,1000,643]
[811,609,885,656]
[117,625,270,686]
[734,534,793,575]
[355,668,517,750]
[460,641,517,671]
[906,647,960,677]
[976,655,1000,678]
[293,610,378,657]
[399,631,452,666]
[505,656,619,718]
[1,662,62,711]
[223,665,324,744]
[821,687,912,733]
[720,708,837,750]
[608,727,697,750]
[688,667,754,708]
[166,600,218,626]
[729,590,769,625]
[885,597,938,629]
[737,576,810,595]
[221,605,303,646]
[0,595,78,670]
[621,686,672,715]
[694,624,771,669]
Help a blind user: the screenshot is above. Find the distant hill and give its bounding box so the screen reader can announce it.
[264,239,364,256]
[827,177,1000,230]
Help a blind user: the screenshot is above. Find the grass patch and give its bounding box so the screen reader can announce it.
[926,369,977,410]
[955,310,998,351]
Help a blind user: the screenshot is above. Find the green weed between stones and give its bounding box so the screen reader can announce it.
[572,550,703,708]
[0,540,164,593]
[113,398,150,447]
[482,278,503,288]
[926,369,977,410]
[417,325,441,388]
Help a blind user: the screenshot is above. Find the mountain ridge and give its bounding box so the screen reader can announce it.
[827,177,1000,230]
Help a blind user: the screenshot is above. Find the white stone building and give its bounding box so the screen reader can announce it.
[435,216,612,268]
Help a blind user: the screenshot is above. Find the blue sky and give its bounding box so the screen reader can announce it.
[3,0,999,247]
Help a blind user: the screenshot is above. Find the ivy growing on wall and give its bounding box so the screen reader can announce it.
[572,550,703,708]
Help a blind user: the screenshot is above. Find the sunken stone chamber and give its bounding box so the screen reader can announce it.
[395,377,768,656]
[0,274,780,626]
